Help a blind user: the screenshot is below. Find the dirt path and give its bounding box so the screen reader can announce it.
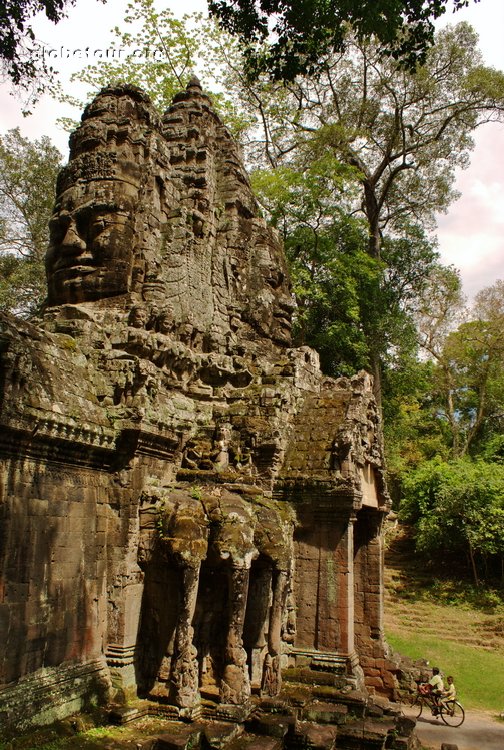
[403,706,504,749]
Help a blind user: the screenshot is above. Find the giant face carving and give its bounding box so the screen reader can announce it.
[46,178,138,305]
[245,229,295,346]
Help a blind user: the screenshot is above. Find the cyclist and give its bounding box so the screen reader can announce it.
[428,667,444,715]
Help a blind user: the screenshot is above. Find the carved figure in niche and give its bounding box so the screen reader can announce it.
[124,304,155,360]
[178,319,203,350]
[178,321,193,346]
[213,422,231,471]
[331,429,354,477]
[261,653,281,697]
[155,307,174,335]
[221,642,250,705]
[172,641,200,710]
[283,587,296,644]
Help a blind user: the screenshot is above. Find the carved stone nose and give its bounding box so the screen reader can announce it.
[61,221,86,251]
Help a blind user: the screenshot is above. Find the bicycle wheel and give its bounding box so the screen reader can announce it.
[440,701,465,727]
[412,696,424,718]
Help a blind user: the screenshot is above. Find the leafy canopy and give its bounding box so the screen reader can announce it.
[209,0,483,81]
[55,0,251,138]
[400,456,504,584]
[0,128,62,316]
[234,21,503,401]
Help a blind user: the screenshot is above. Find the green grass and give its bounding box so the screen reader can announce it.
[387,631,504,714]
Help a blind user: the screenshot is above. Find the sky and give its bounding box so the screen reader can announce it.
[1,0,503,302]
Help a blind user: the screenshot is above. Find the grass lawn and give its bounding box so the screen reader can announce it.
[387,631,504,714]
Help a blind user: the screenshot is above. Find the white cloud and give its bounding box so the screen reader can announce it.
[436,120,504,298]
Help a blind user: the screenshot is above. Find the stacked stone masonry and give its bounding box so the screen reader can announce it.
[0,79,396,740]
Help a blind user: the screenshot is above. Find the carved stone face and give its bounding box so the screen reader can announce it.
[156,308,173,334]
[46,180,138,304]
[128,304,149,328]
[247,237,295,345]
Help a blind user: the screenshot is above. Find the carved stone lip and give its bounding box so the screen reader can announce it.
[53,265,97,277]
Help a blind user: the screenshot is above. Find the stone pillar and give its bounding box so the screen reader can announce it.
[366,515,385,641]
[220,564,251,705]
[337,514,356,657]
[261,567,288,696]
[105,569,144,701]
[244,564,272,685]
[171,563,201,712]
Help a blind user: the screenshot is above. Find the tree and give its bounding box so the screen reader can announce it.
[0,128,62,316]
[54,0,250,137]
[400,457,504,585]
[236,24,504,259]
[209,0,482,81]
[440,283,504,456]
[230,23,504,399]
[414,264,467,362]
[411,277,504,457]
[1,0,76,95]
[251,152,374,374]
[382,270,467,498]
[253,156,440,379]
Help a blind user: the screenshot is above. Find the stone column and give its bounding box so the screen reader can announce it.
[105,568,144,702]
[171,563,201,712]
[244,564,272,685]
[337,514,356,657]
[220,564,251,705]
[261,567,288,696]
[365,514,385,641]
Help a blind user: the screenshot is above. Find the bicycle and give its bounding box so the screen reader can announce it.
[412,688,465,727]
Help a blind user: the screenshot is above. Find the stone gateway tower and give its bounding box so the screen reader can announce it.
[0,81,394,736]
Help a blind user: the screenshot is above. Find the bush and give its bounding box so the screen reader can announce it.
[400,457,504,585]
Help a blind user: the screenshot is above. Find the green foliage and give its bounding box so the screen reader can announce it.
[419,579,504,611]
[385,276,504,593]
[209,0,481,81]
[0,128,62,316]
[251,156,379,375]
[252,151,441,379]
[383,358,452,504]
[410,277,504,457]
[55,0,252,138]
[56,0,197,114]
[480,434,504,464]
[190,485,202,500]
[0,0,77,93]
[400,457,504,583]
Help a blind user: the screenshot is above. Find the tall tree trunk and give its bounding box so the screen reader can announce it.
[370,347,382,411]
[468,540,480,587]
[363,181,383,406]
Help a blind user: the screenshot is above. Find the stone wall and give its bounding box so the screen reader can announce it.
[0,80,393,737]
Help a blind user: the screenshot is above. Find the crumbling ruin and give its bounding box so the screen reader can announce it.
[0,80,400,744]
